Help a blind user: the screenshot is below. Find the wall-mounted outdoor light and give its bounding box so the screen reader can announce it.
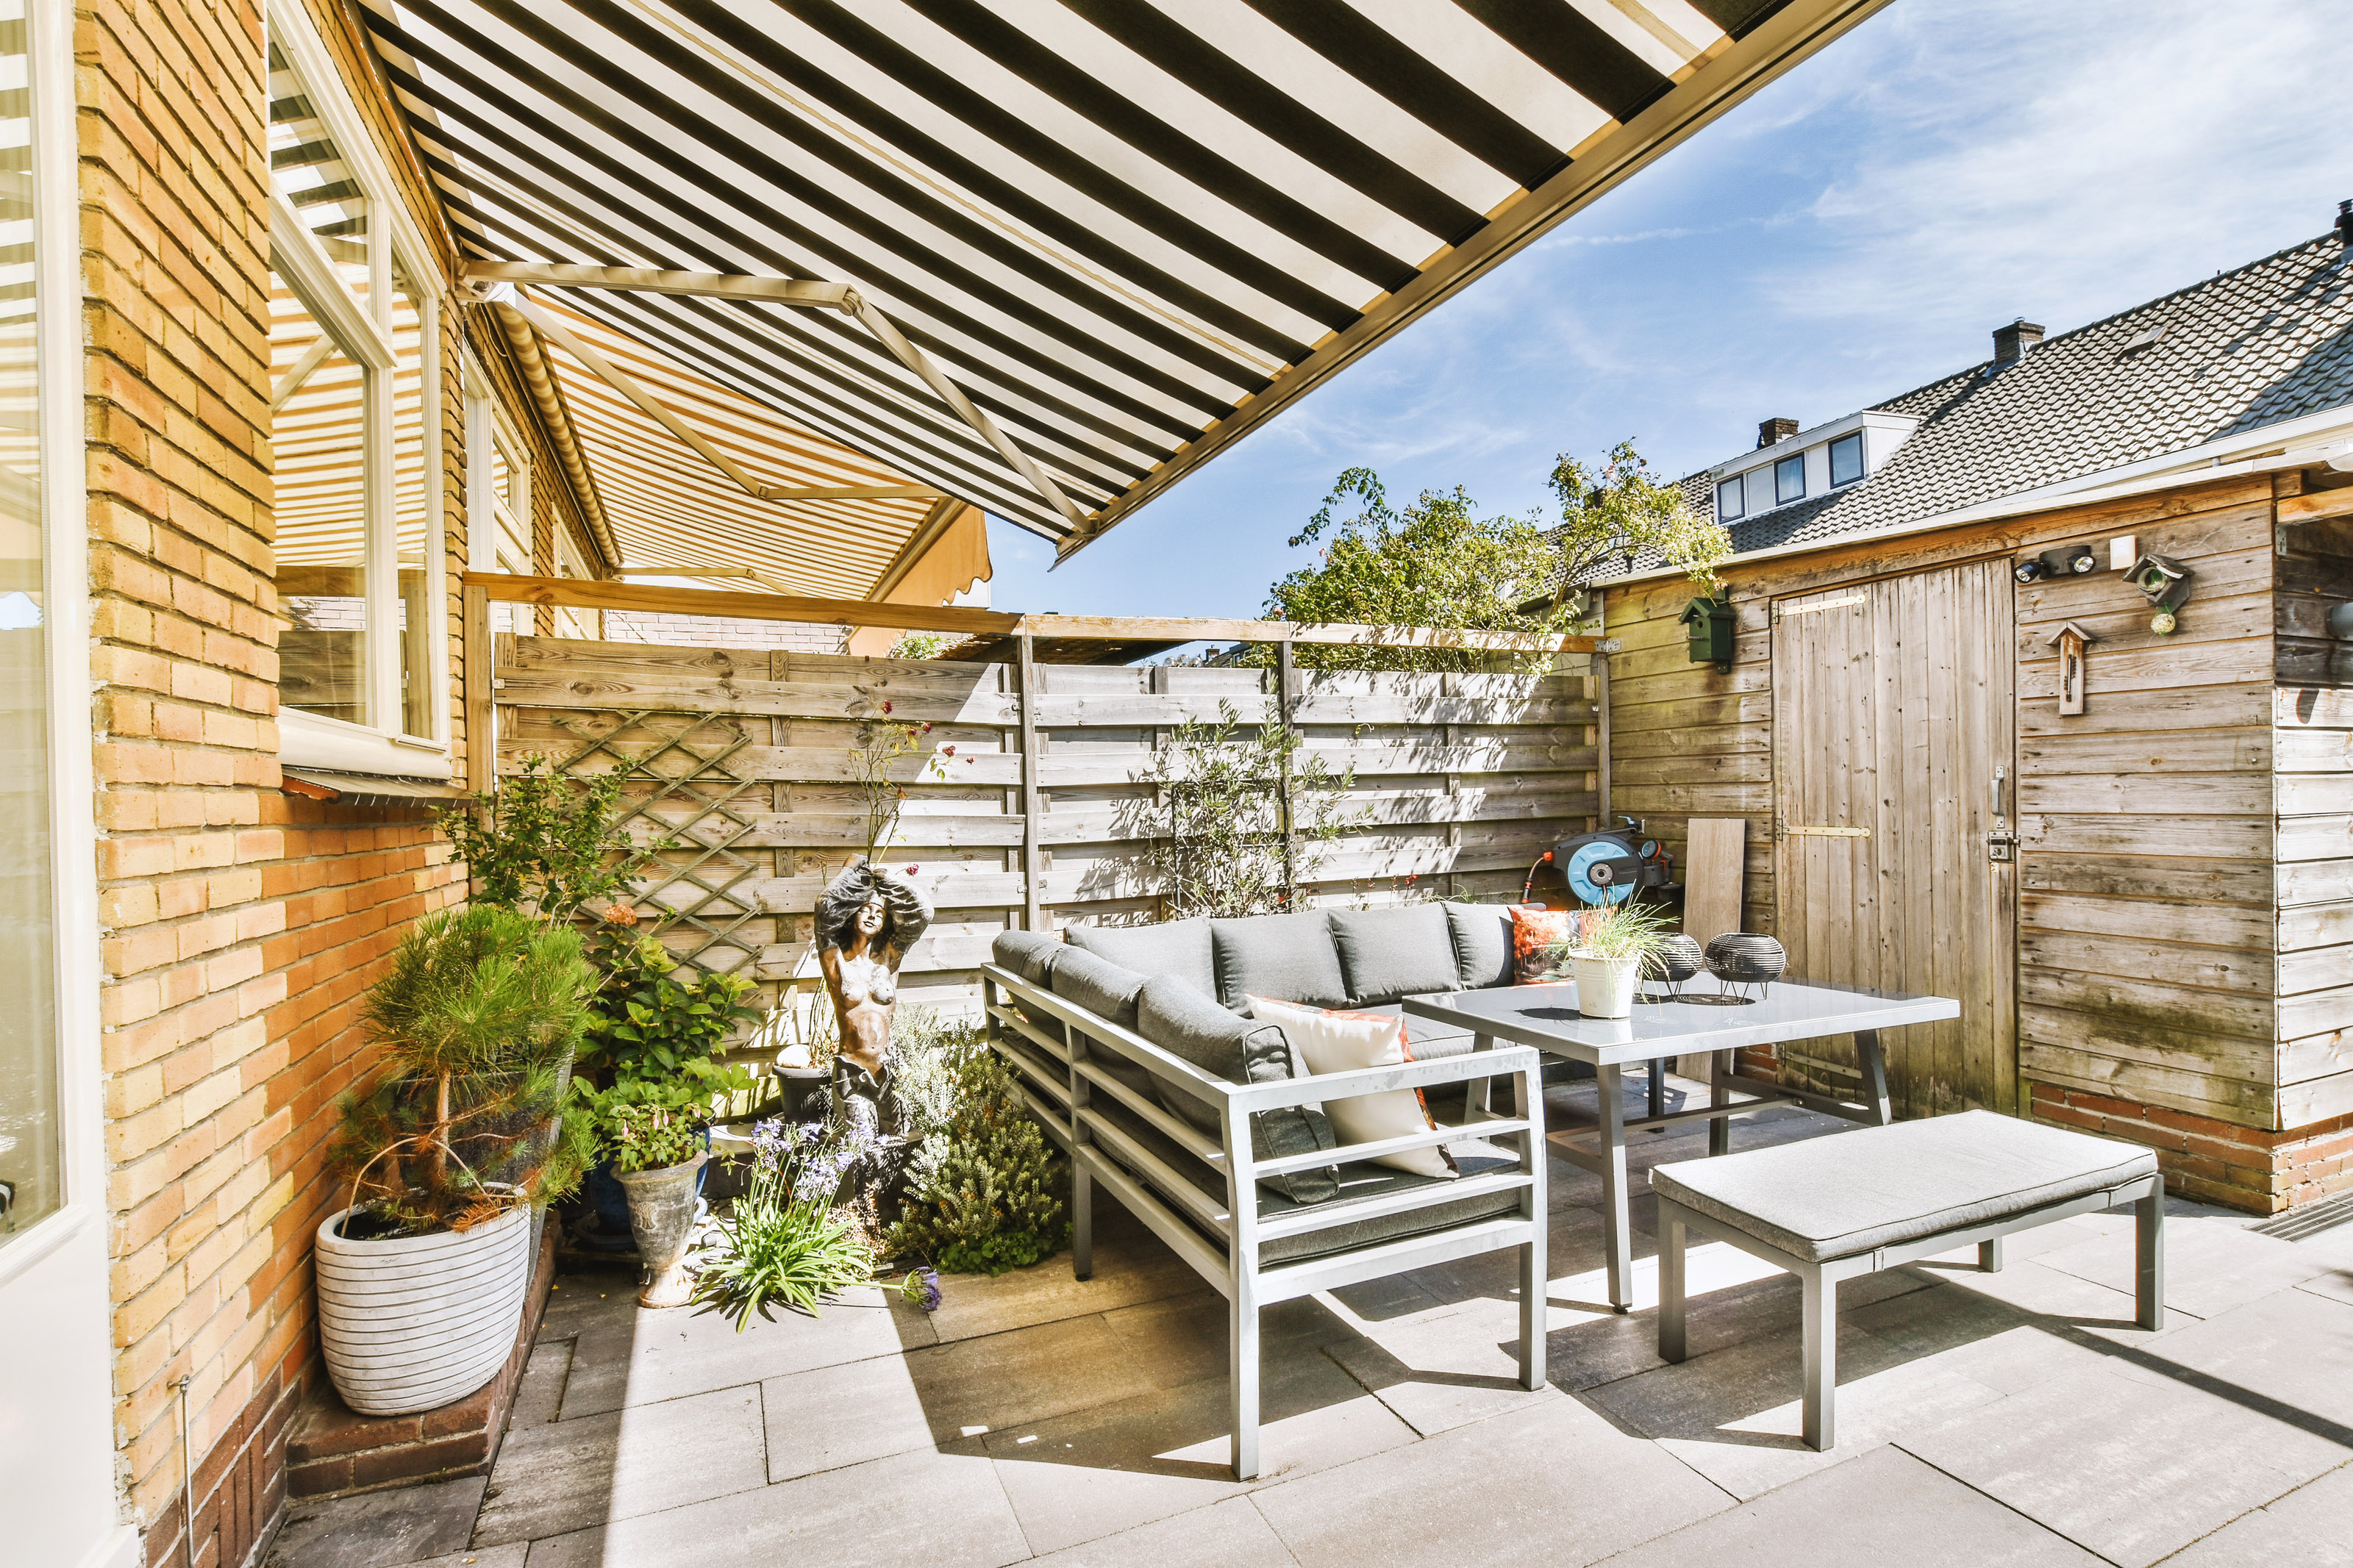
[1681,595,1735,673]
[2013,544,2098,584]
[2125,552,2194,634]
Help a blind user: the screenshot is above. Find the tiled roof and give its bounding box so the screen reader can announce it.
[1567,230,2353,575]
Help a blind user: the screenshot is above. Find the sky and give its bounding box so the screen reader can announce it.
[981,0,2353,623]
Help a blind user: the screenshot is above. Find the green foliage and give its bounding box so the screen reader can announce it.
[886,631,951,661]
[579,932,764,1091]
[596,1094,707,1173]
[689,1126,876,1330]
[890,1007,978,1139]
[1549,440,1731,596]
[331,906,599,1234]
[1136,700,1352,918]
[887,1048,1068,1275]
[1267,469,1580,672]
[1544,900,1677,964]
[435,754,643,926]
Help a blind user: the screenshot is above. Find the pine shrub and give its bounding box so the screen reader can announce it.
[886,1047,1068,1275]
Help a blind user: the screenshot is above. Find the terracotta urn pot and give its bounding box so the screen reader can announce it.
[617,1151,708,1308]
[314,1200,532,1417]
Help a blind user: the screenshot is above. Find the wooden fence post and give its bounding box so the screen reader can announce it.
[1017,630,1043,931]
[1593,643,1612,826]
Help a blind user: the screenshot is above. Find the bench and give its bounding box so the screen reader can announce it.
[1651,1109,2165,1450]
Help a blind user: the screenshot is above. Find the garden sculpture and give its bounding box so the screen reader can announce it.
[811,862,933,1228]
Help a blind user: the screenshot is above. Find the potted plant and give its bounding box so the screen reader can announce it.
[590,1085,715,1307]
[318,907,596,1417]
[1549,901,1675,1020]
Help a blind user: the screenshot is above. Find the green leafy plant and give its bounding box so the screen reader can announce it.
[331,906,599,1235]
[1549,440,1731,598]
[1138,700,1354,919]
[888,1047,1069,1275]
[596,1093,707,1173]
[435,754,643,926]
[1547,901,1677,964]
[885,631,951,661]
[578,931,765,1092]
[690,1120,878,1329]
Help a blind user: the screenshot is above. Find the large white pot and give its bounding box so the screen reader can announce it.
[1571,953,1644,1020]
[315,1201,532,1416]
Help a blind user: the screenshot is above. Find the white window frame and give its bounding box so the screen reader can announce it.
[270,2,449,776]
[463,356,535,636]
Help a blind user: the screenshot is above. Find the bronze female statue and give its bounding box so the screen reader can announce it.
[811,862,932,1178]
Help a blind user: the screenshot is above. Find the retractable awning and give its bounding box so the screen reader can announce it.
[360,0,1887,559]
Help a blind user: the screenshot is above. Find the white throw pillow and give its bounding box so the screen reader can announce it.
[1248,995,1457,1180]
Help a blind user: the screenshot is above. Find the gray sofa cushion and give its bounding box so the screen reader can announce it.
[1443,901,1518,990]
[991,928,1063,986]
[1065,917,1215,995]
[1650,1110,2161,1265]
[1330,905,1460,1006]
[1210,911,1348,1010]
[1136,974,1338,1204]
[1050,946,1149,1028]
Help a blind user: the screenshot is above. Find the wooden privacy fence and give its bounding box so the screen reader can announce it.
[488,629,1601,1014]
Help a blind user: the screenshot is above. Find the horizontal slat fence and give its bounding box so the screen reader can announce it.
[493,633,1597,1014]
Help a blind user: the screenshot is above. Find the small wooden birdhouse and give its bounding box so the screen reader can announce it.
[1680,596,1735,673]
[2044,620,2098,715]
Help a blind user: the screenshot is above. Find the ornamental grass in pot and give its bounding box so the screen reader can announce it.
[318,906,597,1417]
[1547,901,1675,1020]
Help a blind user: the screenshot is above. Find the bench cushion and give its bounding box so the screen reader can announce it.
[991,928,1063,986]
[1330,905,1460,1006]
[1443,901,1518,991]
[1211,911,1348,1010]
[1650,1110,2159,1265]
[1065,917,1215,995]
[1050,947,1149,1028]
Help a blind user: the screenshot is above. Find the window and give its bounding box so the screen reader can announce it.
[1774,454,1806,505]
[553,525,598,641]
[267,37,443,745]
[465,368,533,635]
[1829,432,1864,488]
[1715,475,1744,522]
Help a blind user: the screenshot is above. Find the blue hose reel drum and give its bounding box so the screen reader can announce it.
[1556,828,1669,906]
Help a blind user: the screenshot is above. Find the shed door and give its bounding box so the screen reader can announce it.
[1771,559,2018,1116]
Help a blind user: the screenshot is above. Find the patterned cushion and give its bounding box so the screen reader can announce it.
[1443,901,1518,989]
[1508,907,1580,985]
[1210,910,1348,1011]
[1329,905,1459,1006]
[1064,917,1215,995]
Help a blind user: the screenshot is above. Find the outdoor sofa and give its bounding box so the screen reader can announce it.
[982,903,1547,1478]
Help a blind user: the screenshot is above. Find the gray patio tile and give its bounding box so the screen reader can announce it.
[1591,1445,2103,1567]
[506,1336,571,1429]
[1582,1314,2006,1500]
[1104,1289,1367,1392]
[1843,1282,2120,1396]
[2295,1265,2353,1308]
[1926,1256,2201,1344]
[535,1274,637,1339]
[923,1219,1203,1343]
[763,1350,935,1482]
[402,1548,529,1568]
[1898,1361,2346,1568]
[1325,1295,1564,1435]
[904,1311,1160,1441]
[2034,1214,2332,1320]
[474,1383,765,1545]
[519,1443,1026,1568]
[264,1476,487,1568]
[2132,1283,2353,1431]
[1250,1392,1731,1568]
[983,1346,1413,1554]
[558,1286,935,1417]
[2160,1458,2353,1566]
[1024,1497,1298,1567]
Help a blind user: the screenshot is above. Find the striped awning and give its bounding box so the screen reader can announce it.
[360,0,1886,557]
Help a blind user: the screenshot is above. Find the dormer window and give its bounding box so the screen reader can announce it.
[1829,432,1864,487]
[1774,454,1806,504]
[1717,476,1745,521]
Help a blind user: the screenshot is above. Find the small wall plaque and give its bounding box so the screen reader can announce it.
[2044,620,2098,715]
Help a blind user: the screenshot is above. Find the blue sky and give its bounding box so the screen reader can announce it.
[984,0,2353,621]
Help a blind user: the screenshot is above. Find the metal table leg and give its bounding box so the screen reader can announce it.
[1855,1029,1892,1125]
[1707,1048,1731,1158]
[1648,1059,1665,1125]
[1596,1063,1633,1312]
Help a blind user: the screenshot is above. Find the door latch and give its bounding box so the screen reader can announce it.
[1987,828,2016,864]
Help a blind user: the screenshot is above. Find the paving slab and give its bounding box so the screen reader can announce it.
[763,1350,936,1483]
[1103,1290,1367,1392]
[2160,1457,2353,1566]
[473,1383,765,1544]
[2131,1284,2353,1433]
[1899,1361,2346,1568]
[903,1311,1161,1441]
[1022,1496,1298,1567]
[505,1337,571,1431]
[400,1547,528,1568]
[2035,1214,2332,1320]
[1922,1256,2201,1345]
[1843,1283,2121,1397]
[983,1347,1413,1554]
[557,1286,935,1417]
[1250,1392,1731,1568]
[516,1443,1027,1568]
[1592,1445,2103,1567]
[1325,1295,1564,1435]
[265,1476,487,1568]
[922,1222,1203,1344]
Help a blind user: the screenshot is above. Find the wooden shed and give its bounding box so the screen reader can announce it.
[1596,230,2353,1213]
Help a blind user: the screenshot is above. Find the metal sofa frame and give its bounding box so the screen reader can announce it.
[980,962,1548,1479]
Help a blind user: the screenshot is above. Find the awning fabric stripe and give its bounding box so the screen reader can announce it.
[359,0,1880,555]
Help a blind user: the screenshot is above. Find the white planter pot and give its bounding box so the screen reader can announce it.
[1571,953,1644,1020]
[314,1201,531,1417]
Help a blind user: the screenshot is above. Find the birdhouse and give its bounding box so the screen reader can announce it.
[2044,620,2098,715]
[1680,596,1735,673]
[2124,552,2194,633]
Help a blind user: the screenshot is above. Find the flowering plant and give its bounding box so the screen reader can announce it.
[688,1118,879,1329]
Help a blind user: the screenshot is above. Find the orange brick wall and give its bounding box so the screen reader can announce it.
[2030,1083,2353,1214]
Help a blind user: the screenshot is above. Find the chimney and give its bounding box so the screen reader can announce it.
[2337,198,2352,249]
[1757,417,1799,448]
[1993,318,2045,365]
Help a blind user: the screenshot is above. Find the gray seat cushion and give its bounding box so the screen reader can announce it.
[1211,910,1348,1010]
[1330,905,1460,1006]
[991,928,1063,986]
[1443,901,1518,990]
[1650,1110,2160,1264]
[1065,917,1215,995]
[1136,974,1336,1204]
[1049,947,1149,1028]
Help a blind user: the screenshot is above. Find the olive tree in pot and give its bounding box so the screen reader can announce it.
[318,906,597,1416]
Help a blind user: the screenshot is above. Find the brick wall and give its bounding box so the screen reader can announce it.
[2031,1084,2353,1213]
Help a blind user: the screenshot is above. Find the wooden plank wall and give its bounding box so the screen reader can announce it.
[2274,473,2353,1128]
[1607,474,2296,1131]
[493,635,1597,1016]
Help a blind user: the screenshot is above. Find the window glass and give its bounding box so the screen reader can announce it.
[393,278,430,737]
[271,277,367,725]
[267,44,367,293]
[0,0,59,1241]
[1774,454,1806,505]
[1715,475,1743,521]
[1829,432,1864,488]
